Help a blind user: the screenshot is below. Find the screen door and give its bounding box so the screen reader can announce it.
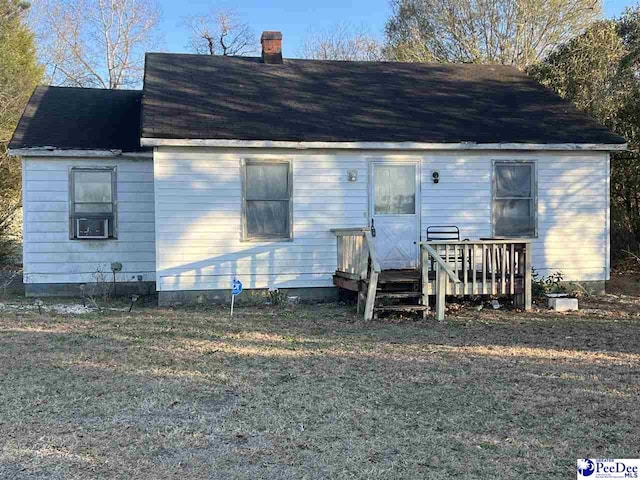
[370,162,419,269]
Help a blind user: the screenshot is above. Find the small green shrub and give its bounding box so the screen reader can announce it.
[532,268,566,297]
[268,288,289,307]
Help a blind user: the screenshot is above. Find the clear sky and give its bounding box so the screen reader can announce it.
[157,0,639,56]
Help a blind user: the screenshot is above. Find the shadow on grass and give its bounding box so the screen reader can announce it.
[1,305,639,479]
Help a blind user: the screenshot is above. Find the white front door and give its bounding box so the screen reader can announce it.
[370,162,419,270]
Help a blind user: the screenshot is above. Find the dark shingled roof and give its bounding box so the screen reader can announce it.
[10,86,144,152]
[141,53,626,145]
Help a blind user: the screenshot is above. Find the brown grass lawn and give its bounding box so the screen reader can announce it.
[1,291,639,479]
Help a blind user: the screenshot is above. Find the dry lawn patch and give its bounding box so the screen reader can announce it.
[0,296,639,479]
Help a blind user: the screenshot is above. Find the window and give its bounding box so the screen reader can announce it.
[492,161,536,237]
[373,165,416,214]
[242,160,292,240]
[70,168,116,239]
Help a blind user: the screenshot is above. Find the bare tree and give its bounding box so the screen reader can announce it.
[301,23,383,61]
[385,0,602,68]
[29,0,161,89]
[184,9,256,56]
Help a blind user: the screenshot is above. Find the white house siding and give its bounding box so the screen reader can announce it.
[155,147,609,293]
[421,151,610,282]
[154,148,369,291]
[22,156,156,286]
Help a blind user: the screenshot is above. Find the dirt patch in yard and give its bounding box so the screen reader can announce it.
[608,272,640,298]
[0,296,638,479]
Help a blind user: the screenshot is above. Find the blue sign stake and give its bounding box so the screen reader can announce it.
[231,279,243,317]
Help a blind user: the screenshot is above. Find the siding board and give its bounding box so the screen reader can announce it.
[24,148,608,292]
[23,156,156,285]
[421,151,609,281]
[155,147,609,292]
[154,148,368,291]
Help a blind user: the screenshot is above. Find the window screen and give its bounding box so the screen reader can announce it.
[493,162,536,237]
[243,161,292,240]
[70,168,116,239]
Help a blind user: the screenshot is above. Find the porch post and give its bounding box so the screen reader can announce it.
[364,270,378,321]
[524,242,532,310]
[421,245,429,317]
[435,267,446,321]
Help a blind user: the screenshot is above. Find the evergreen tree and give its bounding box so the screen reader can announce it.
[0,0,42,260]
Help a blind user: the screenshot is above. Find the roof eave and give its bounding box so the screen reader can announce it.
[140,138,628,152]
[8,147,152,158]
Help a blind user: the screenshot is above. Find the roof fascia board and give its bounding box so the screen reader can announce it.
[9,148,152,158]
[140,138,627,151]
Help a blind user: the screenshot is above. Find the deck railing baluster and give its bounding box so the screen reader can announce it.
[491,244,497,295]
[463,244,468,295]
[481,245,486,295]
[510,244,515,295]
[501,244,507,295]
[472,245,477,295]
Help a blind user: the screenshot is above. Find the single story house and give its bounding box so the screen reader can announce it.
[9,32,626,304]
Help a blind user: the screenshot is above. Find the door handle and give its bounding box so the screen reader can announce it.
[370,218,376,237]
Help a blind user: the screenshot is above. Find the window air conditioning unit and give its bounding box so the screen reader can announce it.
[76,218,109,239]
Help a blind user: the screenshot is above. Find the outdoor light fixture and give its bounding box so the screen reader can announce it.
[432,170,440,184]
[347,170,357,182]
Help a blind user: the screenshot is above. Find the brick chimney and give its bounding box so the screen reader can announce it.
[261,31,283,64]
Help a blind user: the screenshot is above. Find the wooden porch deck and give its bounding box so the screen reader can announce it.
[331,228,532,321]
[378,268,521,285]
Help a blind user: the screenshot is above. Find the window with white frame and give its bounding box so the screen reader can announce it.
[492,161,536,237]
[70,168,116,239]
[242,160,292,240]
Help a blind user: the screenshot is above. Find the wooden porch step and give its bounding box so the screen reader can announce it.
[372,270,421,284]
[378,278,420,285]
[375,291,422,299]
[374,305,429,313]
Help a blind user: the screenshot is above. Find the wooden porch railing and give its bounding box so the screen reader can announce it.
[331,228,381,321]
[333,232,532,322]
[421,243,461,321]
[421,240,532,320]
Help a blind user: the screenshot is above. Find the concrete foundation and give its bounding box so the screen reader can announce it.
[25,281,156,298]
[158,287,342,306]
[21,279,608,304]
[562,280,606,296]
